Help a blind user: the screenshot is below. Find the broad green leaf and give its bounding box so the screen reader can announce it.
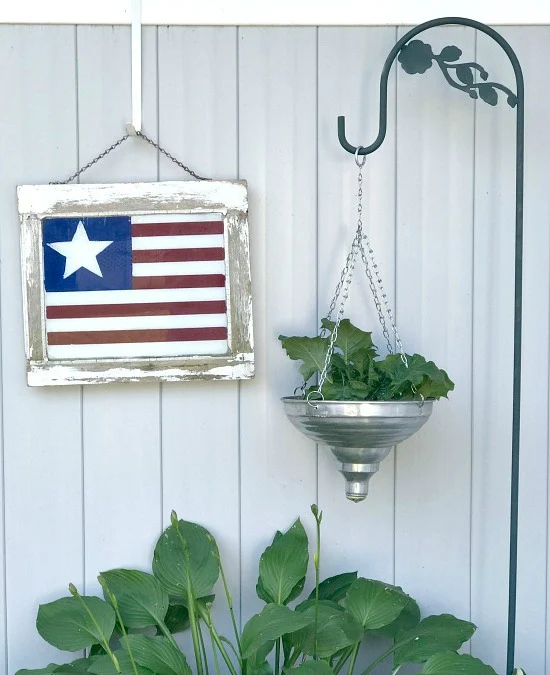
[394,614,476,665]
[376,353,454,400]
[121,635,192,675]
[287,600,363,658]
[321,319,377,362]
[88,651,153,675]
[16,666,61,675]
[37,596,115,652]
[257,519,308,605]
[279,335,329,382]
[162,601,189,634]
[152,520,219,600]
[291,662,335,675]
[245,640,275,675]
[349,348,375,380]
[308,572,358,602]
[249,662,272,675]
[345,578,410,630]
[421,651,498,674]
[241,604,313,659]
[100,569,169,629]
[53,657,101,674]
[373,596,420,638]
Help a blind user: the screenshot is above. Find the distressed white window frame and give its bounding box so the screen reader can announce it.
[17,180,253,386]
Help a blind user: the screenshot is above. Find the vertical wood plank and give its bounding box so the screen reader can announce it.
[316,27,398,589]
[238,27,318,623]
[76,26,162,593]
[394,25,475,628]
[157,26,241,643]
[0,26,83,672]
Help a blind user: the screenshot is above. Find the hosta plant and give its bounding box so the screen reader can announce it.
[18,506,501,675]
[279,318,454,401]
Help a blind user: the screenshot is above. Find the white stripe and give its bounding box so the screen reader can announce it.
[132,260,225,277]
[131,213,223,224]
[46,287,227,306]
[47,340,229,360]
[131,234,224,250]
[47,313,227,333]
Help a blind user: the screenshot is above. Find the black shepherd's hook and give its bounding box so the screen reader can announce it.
[338,17,524,675]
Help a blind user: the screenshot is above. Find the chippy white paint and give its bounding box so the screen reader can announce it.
[17,180,254,385]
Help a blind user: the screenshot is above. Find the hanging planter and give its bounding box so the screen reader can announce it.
[280,153,453,502]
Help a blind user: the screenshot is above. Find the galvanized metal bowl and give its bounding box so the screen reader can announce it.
[282,397,433,502]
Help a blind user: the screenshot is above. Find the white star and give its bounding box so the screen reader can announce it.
[48,221,113,279]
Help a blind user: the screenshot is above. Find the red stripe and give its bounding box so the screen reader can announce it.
[133,275,225,289]
[132,221,224,237]
[46,300,227,319]
[132,247,225,263]
[48,326,228,346]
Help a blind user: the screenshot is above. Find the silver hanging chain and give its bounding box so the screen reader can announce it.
[50,130,209,185]
[311,148,411,402]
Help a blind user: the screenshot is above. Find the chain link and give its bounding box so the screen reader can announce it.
[313,150,413,402]
[50,130,209,185]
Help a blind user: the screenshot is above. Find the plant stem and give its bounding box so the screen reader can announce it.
[333,647,354,675]
[275,639,281,675]
[171,518,204,675]
[68,585,120,674]
[157,618,182,651]
[358,645,397,675]
[208,618,222,675]
[218,555,242,655]
[197,605,239,675]
[347,644,360,675]
[99,581,139,675]
[311,505,322,660]
[198,620,210,675]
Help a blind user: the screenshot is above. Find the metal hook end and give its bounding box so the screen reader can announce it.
[306,390,325,408]
[125,123,138,136]
[355,146,367,167]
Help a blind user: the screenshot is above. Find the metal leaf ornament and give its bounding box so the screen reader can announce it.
[398,39,518,108]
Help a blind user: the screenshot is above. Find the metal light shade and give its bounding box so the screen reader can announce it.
[282,397,433,502]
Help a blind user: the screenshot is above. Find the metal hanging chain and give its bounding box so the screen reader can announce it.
[312,149,413,402]
[50,130,209,185]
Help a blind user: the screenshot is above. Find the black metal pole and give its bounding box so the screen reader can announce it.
[337,18,524,675]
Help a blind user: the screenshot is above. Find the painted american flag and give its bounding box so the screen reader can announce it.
[42,213,229,360]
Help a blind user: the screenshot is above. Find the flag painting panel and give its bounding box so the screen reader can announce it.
[43,213,229,359]
[18,180,253,386]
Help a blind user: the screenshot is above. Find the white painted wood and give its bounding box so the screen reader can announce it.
[3,0,550,26]
[0,26,84,673]
[238,26,318,622]
[156,26,242,650]
[74,26,162,597]
[316,26,398,605]
[394,25,475,630]
[470,29,518,674]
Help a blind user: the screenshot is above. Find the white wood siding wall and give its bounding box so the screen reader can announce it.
[0,24,548,675]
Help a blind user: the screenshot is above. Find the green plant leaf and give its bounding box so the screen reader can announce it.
[279,335,329,382]
[307,572,358,602]
[375,353,454,400]
[100,569,169,629]
[287,600,363,658]
[249,662,273,675]
[53,658,101,674]
[394,614,476,665]
[257,519,308,605]
[16,666,65,675]
[291,662,335,675]
[373,596,420,638]
[36,596,115,652]
[161,601,190,634]
[421,651,498,674]
[88,651,153,675]
[320,319,377,362]
[121,635,192,675]
[344,578,410,631]
[152,519,220,600]
[241,604,313,659]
